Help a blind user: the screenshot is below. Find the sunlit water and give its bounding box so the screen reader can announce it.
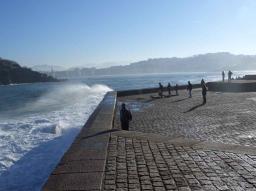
[0,71,254,190]
[73,71,254,90]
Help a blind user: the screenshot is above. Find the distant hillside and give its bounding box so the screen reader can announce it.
[0,58,58,85]
[30,64,67,72]
[52,52,256,78]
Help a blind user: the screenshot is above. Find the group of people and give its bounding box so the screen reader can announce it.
[120,79,208,131]
[158,83,179,98]
[222,70,233,82]
[159,80,207,104]
[186,80,207,104]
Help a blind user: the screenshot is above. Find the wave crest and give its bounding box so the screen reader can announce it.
[0,83,111,190]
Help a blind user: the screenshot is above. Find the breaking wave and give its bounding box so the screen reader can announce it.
[0,83,112,191]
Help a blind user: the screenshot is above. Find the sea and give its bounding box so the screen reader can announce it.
[0,71,254,190]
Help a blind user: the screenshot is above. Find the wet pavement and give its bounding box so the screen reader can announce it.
[116,89,256,146]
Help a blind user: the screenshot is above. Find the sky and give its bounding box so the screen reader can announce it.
[1,0,256,68]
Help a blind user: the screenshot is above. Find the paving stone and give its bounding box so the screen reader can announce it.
[102,90,256,190]
[117,90,256,146]
[141,184,153,190]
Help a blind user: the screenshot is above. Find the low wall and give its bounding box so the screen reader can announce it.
[243,75,256,80]
[207,81,256,92]
[117,84,201,97]
[117,80,256,97]
[43,91,117,191]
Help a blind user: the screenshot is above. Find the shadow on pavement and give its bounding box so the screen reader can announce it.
[171,97,189,103]
[146,94,177,103]
[184,103,205,113]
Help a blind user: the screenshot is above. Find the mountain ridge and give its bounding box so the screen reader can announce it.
[50,52,256,78]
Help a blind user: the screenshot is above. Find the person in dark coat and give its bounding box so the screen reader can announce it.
[201,79,205,85]
[174,84,179,95]
[120,103,132,130]
[201,79,207,104]
[187,81,192,98]
[228,70,233,82]
[159,82,163,98]
[167,83,172,96]
[222,71,225,82]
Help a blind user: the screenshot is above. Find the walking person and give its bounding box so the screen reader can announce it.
[159,82,163,98]
[175,84,179,95]
[120,103,132,130]
[222,71,225,82]
[201,79,207,104]
[187,81,192,98]
[167,83,172,96]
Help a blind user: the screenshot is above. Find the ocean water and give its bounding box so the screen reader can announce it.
[0,71,254,190]
[72,71,253,90]
[0,82,111,191]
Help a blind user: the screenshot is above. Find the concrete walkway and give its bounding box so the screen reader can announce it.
[104,89,256,190]
[116,89,256,146]
[44,89,256,190]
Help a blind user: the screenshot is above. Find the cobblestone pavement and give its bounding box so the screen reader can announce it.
[103,133,256,191]
[116,89,256,146]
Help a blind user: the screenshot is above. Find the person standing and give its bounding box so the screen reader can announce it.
[201,79,207,104]
[228,70,233,82]
[222,71,225,82]
[201,79,205,85]
[159,82,163,98]
[167,83,172,96]
[120,103,132,130]
[175,84,179,95]
[187,81,192,98]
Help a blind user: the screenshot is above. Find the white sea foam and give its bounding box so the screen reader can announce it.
[0,83,111,191]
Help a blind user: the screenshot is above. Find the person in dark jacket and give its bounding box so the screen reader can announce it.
[167,83,172,96]
[187,81,192,98]
[120,103,132,130]
[201,79,205,85]
[222,71,225,82]
[159,82,163,98]
[174,84,179,95]
[228,70,233,82]
[201,79,207,104]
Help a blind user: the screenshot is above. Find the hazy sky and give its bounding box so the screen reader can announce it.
[1,0,256,68]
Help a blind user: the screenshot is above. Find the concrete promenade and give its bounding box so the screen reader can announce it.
[103,131,256,191]
[104,89,256,190]
[44,88,256,190]
[116,89,256,146]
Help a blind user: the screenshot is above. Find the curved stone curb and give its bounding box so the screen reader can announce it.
[43,91,117,191]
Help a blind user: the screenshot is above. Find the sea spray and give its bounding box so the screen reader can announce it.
[0,82,112,191]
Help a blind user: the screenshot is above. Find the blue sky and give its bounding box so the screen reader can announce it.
[1,0,256,68]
